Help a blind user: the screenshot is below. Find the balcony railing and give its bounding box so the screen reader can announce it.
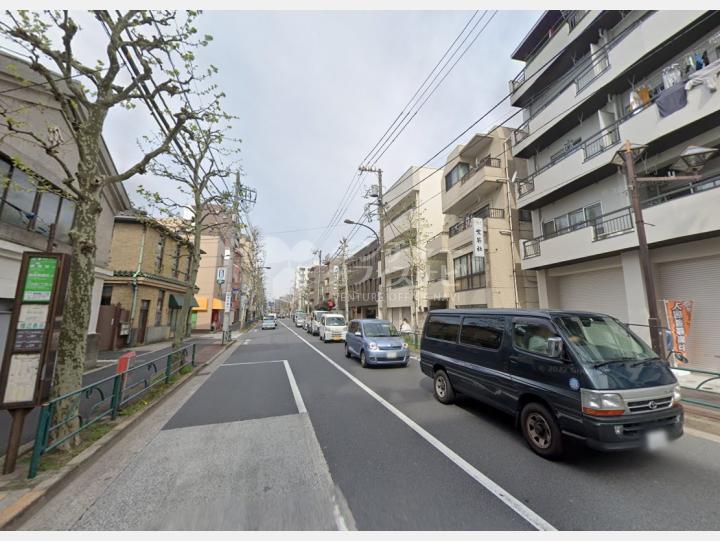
[523,239,541,259]
[575,54,611,93]
[592,209,634,240]
[509,11,589,93]
[449,208,505,237]
[517,177,535,197]
[583,125,620,161]
[512,13,648,136]
[455,156,502,186]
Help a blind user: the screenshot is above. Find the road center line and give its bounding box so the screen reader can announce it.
[279,321,556,531]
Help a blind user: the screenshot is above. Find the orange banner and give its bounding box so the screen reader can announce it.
[663,300,693,355]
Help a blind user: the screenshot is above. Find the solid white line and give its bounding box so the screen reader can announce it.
[283,360,307,414]
[220,360,284,366]
[279,321,555,531]
[333,502,348,531]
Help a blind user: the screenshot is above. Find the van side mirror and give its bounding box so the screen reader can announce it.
[354,331,361,336]
[546,337,564,359]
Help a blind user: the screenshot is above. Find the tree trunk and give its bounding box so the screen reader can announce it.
[51,191,102,448]
[173,249,200,351]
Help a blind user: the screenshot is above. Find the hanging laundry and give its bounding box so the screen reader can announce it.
[685,58,720,92]
[656,83,688,117]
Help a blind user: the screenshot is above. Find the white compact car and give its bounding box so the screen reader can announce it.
[318,313,347,343]
[261,316,277,330]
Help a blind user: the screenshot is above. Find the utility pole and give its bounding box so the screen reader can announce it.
[341,238,350,321]
[221,171,240,345]
[617,141,716,359]
[312,249,322,309]
[359,165,387,320]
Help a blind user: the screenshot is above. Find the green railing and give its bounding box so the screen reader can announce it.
[28,343,196,478]
[673,365,720,410]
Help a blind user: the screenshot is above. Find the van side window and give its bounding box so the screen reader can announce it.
[349,321,358,333]
[425,316,461,342]
[513,320,560,357]
[460,316,504,349]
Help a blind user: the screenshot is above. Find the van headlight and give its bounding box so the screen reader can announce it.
[368,342,379,351]
[672,384,682,405]
[581,389,626,416]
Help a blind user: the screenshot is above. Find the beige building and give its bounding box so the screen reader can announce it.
[381,165,444,330]
[428,127,538,311]
[0,50,130,365]
[103,212,194,347]
[193,234,226,331]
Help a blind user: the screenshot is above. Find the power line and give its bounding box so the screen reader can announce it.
[315,11,493,251]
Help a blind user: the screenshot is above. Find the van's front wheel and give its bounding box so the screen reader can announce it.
[433,369,455,404]
[520,402,563,459]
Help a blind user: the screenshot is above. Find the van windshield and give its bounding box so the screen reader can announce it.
[324,316,345,326]
[363,322,399,337]
[553,314,658,365]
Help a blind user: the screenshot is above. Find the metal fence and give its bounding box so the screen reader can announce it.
[28,343,197,478]
[673,365,720,410]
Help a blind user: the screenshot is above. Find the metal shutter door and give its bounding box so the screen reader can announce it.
[556,267,628,322]
[658,255,720,371]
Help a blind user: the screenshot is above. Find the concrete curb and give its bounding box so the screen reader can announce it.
[0,338,239,531]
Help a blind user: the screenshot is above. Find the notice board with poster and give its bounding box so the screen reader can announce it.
[663,299,694,356]
[0,252,70,409]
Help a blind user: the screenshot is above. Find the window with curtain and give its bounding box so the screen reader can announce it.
[453,253,486,291]
[445,162,470,191]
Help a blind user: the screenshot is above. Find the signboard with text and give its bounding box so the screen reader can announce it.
[472,217,485,258]
[0,252,70,409]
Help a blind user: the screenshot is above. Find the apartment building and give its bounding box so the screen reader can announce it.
[347,239,380,319]
[428,126,538,312]
[294,266,310,311]
[381,166,444,330]
[510,10,720,370]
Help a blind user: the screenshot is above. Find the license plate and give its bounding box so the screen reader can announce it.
[645,429,669,450]
[386,352,397,359]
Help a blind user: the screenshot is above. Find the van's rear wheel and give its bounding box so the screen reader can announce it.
[344,344,351,358]
[520,402,563,459]
[433,369,455,404]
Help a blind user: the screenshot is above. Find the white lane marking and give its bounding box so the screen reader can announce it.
[333,502,348,531]
[279,321,555,531]
[283,360,307,414]
[220,360,284,366]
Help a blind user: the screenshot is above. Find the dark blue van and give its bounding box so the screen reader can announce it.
[419,309,684,459]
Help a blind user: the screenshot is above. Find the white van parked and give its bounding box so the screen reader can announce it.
[318,313,347,343]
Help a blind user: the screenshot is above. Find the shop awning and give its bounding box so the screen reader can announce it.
[193,295,209,311]
[169,294,199,310]
[212,298,224,310]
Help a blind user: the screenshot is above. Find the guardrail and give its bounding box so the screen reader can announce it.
[28,343,197,478]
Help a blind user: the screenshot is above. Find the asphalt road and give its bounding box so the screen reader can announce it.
[22,322,720,530]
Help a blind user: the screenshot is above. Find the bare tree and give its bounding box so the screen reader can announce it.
[138,98,240,352]
[0,10,213,444]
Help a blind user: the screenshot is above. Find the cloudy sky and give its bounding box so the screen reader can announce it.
[6,10,542,299]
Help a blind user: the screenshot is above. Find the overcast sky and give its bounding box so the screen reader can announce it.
[6,10,542,299]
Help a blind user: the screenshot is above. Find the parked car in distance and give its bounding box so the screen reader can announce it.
[309,310,329,335]
[295,313,306,327]
[318,313,347,342]
[261,315,277,330]
[345,319,409,368]
[419,309,683,459]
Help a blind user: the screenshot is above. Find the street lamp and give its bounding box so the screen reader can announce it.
[344,218,386,320]
[614,140,717,358]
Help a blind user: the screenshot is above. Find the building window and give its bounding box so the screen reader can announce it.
[453,252,485,292]
[155,234,166,273]
[0,156,76,241]
[101,284,113,305]
[171,243,181,278]
[544,201,603,238]
[518,209,532,222]
[445,162,470,191]
[155,290,165,326]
